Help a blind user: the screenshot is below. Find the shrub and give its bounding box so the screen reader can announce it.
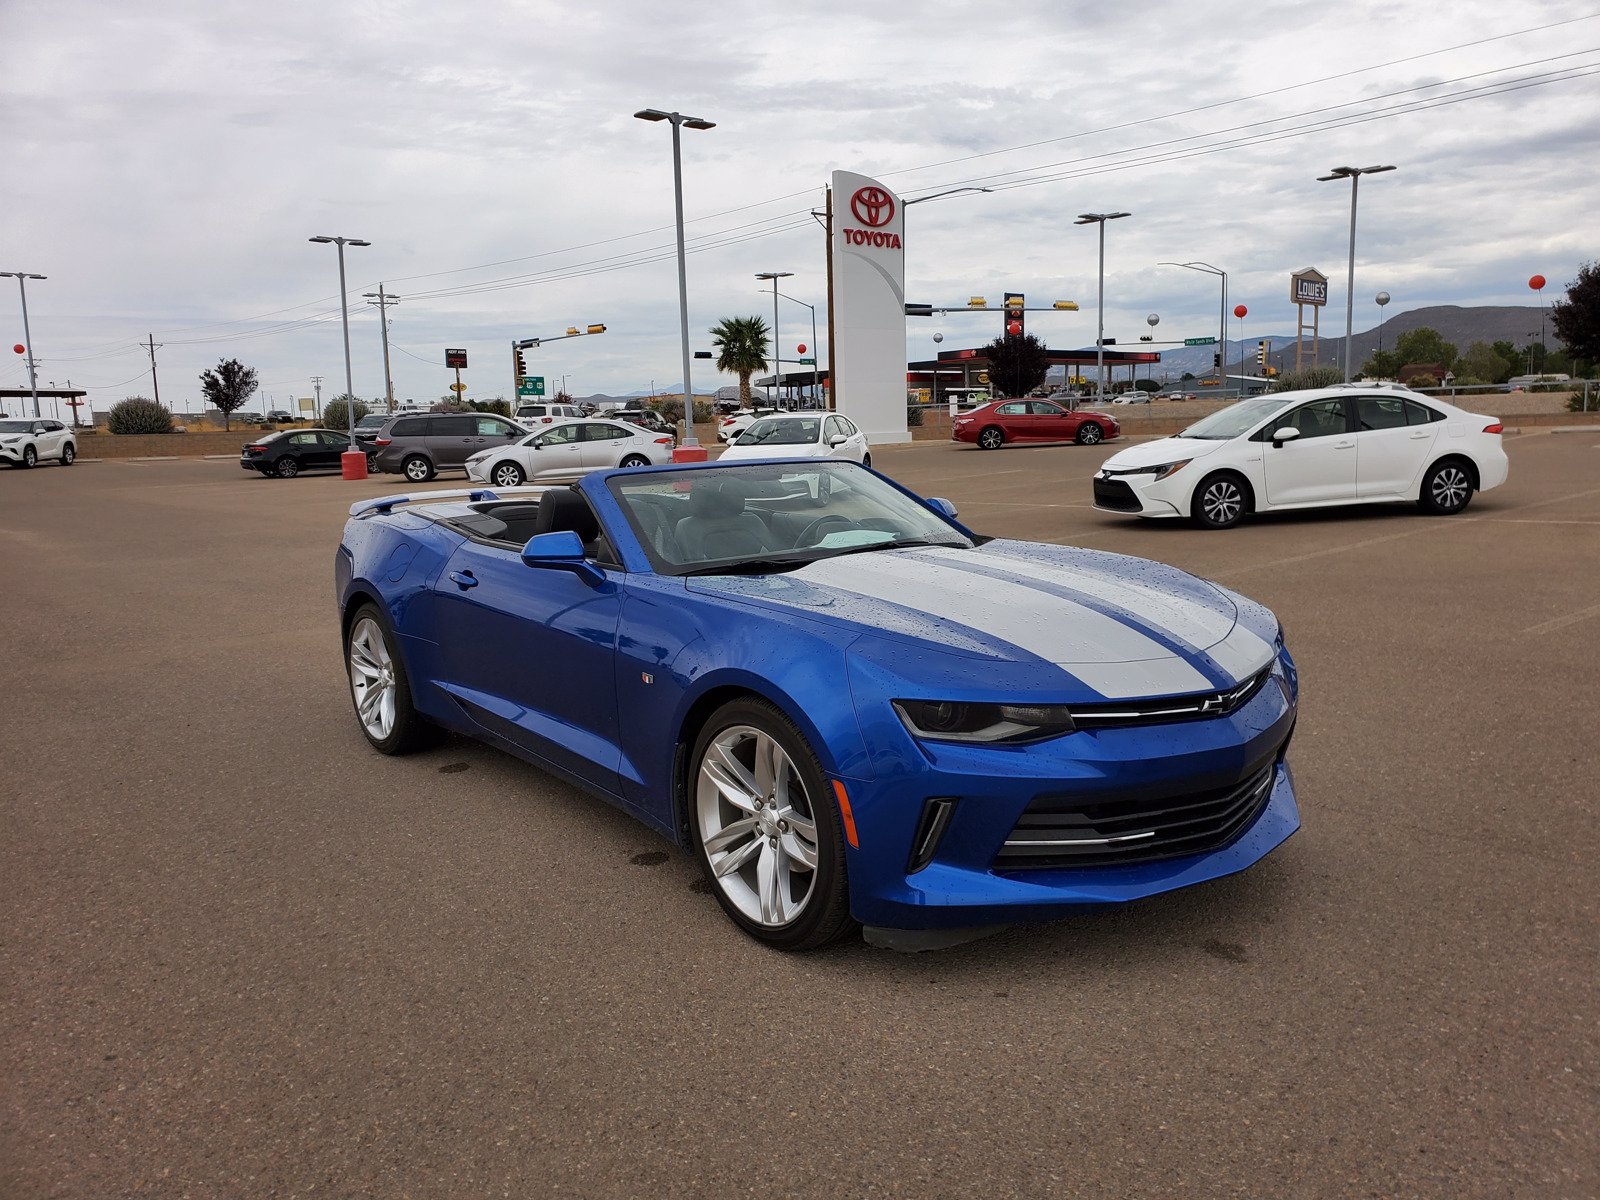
[107,396,174,434]
[1407,374,1439,389]
[692,400,714,425]
[906,404,925,427]
[654,398,685,423]
[1270,366,1346,393]
[321,397,370,430]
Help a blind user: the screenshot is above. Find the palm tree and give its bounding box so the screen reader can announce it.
[710,315,770,407]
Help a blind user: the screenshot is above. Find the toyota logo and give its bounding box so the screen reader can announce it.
[850,187,896,228]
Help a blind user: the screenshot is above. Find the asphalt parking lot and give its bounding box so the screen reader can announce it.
[4,432,1597,1198]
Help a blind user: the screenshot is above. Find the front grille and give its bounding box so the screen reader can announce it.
[995,757,1279,869]
[1093,477,1141,511]
[1069,666,1273,729]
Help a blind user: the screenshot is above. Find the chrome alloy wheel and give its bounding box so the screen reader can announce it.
[1431,465,1471,511]
[1201,478,1243,526]
[491,462,524,488]
[696,725,820,928]
[978,427,1004,450]
[348,616,398,740]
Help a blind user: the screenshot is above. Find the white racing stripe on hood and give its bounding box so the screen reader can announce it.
[798,551,1216,698]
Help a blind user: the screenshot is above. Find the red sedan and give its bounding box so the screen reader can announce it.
[952,398,1120,450]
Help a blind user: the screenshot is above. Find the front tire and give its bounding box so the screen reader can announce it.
[977,426,1005,451]
[689,698,854,951]
[275,457,299,478]
[21,445,37,468]
[1076,422,1104,445]
[1192,471,1249,529]
[862,452,872,469]
[61,443,76,466]
[1419,460,1474,515]
[490,461,525,487]
[403,455,434,483]
[345,605,436,755]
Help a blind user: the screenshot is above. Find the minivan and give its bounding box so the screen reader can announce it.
[372,412,527,482]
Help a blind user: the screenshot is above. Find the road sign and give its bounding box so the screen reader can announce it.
[449,382,467,393]
[517,376,546,397]
[797,357,816,365]
[445,348,468,368]
[1183,337,1218,346]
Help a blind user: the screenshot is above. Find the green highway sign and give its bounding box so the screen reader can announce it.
[797,357,816,365]
[1183,337,1218,346]
[517,376,546,397]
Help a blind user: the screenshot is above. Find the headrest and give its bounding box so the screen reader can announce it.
[690,481,745,519]
[533,488,600,542]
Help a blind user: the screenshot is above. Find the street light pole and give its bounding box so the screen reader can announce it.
[755,271,793,407]
[309,236,371,459]
[1076,213,1131,399]
[1,271,47,417]
[1318,164,1396,382]
[773,289,819,407]
[635,107,715,452]
[1161,261,1228,384]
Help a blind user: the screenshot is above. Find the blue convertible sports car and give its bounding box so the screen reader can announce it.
[336,460,1299,950]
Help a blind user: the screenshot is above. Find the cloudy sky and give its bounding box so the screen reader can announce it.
[3,0,1597,413]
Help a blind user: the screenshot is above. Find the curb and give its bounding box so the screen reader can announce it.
[127,456,181,462]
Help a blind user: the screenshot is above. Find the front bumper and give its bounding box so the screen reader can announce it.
[465,460,489,483]
[1091,467,1194,518]
[839,654,1300,930]
[0,443,28,463]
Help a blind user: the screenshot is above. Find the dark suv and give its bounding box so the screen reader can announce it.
[372,412,526,482]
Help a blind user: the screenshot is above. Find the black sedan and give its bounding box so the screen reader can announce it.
[241,429,367,478]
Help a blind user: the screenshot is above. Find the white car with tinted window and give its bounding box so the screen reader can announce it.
[1092,386,1508,529]
[1,418,76,468]
[717,413,871,466]
[466,418,674,487]
[716,406,778,443]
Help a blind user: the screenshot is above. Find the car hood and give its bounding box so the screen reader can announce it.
[686,540,1274,700]
[1099,436,1229,470]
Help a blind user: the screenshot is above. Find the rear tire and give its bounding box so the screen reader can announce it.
[61,443,76,466]
[345,604,438,755]
[491,461,525,487]
[619,454,649,468]
[1076,422,1104,445]
[403,455,434,483]
[1191,471,1249,529]
[1419,459,1474,515]
[275,457,299,478]
[977,426,1005,450]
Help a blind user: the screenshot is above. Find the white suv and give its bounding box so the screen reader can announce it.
[515,402,584,425]
[0,418,77,468]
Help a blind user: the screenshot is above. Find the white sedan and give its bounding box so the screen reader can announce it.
[1092,385,1508,529]
[466,418,674,487]
[717,413,872,466]
[716,407,777,443]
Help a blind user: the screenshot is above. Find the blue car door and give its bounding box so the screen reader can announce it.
[430,541,623,795]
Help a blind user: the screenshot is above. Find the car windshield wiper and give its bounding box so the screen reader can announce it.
[680,554,823,577]
[817,536,970,560]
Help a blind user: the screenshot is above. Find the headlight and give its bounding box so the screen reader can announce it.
[894,700,1077,744]
[1147,459,1192,481]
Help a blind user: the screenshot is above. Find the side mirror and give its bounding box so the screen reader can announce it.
[828,434,849,447]
[521,530,605,586]
[927,497,959,520]
[1270,426,1301,448]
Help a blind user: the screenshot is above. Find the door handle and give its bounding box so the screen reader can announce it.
[1334,440,1355,449]
[448,570,478,589]
[1409,431,1429,438]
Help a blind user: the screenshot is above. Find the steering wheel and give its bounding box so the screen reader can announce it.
[799,515,853,546]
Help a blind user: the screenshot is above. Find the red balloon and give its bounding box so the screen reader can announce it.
[1233,305,1248,318]
[11,344,23,354]
[1528,274,1546,290]
[796,343,806,354]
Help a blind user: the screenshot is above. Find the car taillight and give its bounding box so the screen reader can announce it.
[245,445,264,453]
[1483,422,1503,434]
[541,417,553,423]
[721,417,735,425]
[375,437,391,446]
[655,437,673,445]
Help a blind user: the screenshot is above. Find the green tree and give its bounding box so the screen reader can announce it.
[1392,328,1458,372]
[321,394,369,430]
[197,357,259,431]
[1457,341,1513,385]
[982,333,1049,397]
[107,396,174,435]
[1492,340,1520,365]
[1359,350,1401,379]
[710,315,770,406]
[1550,261,1599,372]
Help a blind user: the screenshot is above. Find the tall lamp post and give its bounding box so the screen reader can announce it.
[0,270,46,417]
[309,235,371,474]
[1318,164,1396,382]
[755,271,793,407]
[772,288,820,407]
[1160,261,1227,383]
[1076,212,1131,399]
[1375,291,1391,375]
[635,107,715,456]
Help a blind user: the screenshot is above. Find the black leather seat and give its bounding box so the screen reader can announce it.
[675,481,778,561]
[533,489,600,543]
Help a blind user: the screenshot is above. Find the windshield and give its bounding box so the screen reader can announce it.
[736,417,819,446]
[606,461,973,576]
[0,420,34,433]
[1178,397,1287,440]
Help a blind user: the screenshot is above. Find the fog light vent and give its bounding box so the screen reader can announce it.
[907,798,957,874]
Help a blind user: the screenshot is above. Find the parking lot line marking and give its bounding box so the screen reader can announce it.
[1522,602,1600,636]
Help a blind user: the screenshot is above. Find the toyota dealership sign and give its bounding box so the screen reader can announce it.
[832,171,909,443]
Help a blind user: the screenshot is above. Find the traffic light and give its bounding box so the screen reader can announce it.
[1004,292,1024,339]
[514,349,527,381]
[586,324,607,335]
[1213,351,1222,371]
[1257,340,1269,367]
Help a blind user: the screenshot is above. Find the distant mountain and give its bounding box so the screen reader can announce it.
[1146,304,1554,378]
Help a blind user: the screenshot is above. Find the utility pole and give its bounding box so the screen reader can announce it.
[146,334,163,407]
[311,375,324,420]
[363,285,401,412]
